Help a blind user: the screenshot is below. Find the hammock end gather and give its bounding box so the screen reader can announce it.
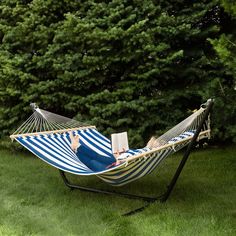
[9,135,15,142]
[30,103,39,111]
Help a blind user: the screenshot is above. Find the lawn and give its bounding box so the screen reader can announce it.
[0,145,235,236]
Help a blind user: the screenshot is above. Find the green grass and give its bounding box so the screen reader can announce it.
[0,146,235,236]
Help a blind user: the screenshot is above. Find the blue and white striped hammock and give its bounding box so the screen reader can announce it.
[10,103,210,186]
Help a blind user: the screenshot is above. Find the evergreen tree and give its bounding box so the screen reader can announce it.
[209,0,236,142]
[0,0,234,148]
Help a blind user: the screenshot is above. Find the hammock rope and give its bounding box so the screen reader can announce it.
[11,103,94,139]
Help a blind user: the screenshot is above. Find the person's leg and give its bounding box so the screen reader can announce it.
[76,145,115,171]
[80,145,115,166]
[88,160,108,172]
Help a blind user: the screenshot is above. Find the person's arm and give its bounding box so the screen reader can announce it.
[110,147,127,167]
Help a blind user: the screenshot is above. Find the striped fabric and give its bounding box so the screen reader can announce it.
[168,130,195,144]
[16,128,195,186]
[98,131,195,186]
[16,128,114,175]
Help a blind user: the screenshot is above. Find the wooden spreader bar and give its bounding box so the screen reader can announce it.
[124,129,211,163]
[10,126,96,140]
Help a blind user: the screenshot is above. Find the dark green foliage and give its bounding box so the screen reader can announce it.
[209,0,236,142]
[0,0,235,147]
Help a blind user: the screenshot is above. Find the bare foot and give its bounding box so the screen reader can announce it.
[69,131,80,152]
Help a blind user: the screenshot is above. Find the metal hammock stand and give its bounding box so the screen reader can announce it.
[57,99,214,215]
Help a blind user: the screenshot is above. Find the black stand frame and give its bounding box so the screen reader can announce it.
[59,100,214,215]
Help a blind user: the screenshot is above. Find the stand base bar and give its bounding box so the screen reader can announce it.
[59,170,157,202]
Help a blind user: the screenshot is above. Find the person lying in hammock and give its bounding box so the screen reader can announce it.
[69,131,120,171]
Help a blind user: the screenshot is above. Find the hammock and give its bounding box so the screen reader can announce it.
[10,100,213,216]
[10,101,212,187]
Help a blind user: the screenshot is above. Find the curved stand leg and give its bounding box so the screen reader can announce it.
[59,170,157,202]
